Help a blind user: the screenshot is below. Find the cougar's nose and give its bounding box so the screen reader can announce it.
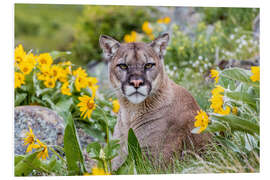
[129,77,144,88]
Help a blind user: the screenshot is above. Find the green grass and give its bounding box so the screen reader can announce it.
[117,133,259,174]
[15,4,83,52]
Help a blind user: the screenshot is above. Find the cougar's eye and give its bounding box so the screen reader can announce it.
[144,63,155,70]
[117,63,128,70]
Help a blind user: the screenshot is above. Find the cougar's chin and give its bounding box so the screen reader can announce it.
[124,85,148,104]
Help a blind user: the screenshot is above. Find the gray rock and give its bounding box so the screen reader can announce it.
[14,105,95,171]
[14,105,65,155]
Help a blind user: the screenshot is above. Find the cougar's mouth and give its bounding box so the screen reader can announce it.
[127,91,146,97]
[124,85,149,104]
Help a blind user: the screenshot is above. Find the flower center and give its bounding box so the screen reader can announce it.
[87,100,94,109]
[23,67,28,72]
[40,59,47,64]
[53,70,57,76]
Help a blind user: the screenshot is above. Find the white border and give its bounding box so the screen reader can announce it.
[1,0,270,180]
[13,0,260,7]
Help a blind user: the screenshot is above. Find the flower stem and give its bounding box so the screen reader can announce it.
[96,105,110,145]
[48,146,66,164]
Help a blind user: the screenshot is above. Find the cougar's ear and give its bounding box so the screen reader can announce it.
[149,33,169,59]
[99,35,120,60]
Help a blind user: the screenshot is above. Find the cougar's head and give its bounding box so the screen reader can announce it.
[99,33,169,104]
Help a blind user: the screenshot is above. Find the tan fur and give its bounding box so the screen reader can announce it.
[99,34,210,170]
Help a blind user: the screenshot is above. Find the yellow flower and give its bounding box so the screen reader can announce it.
[75,76,88,92]
[44,77,56,88]
[37,53,53,67]
[36,139,49,160]
[87,77,98,88]
[124,34,132,43]
[89,85,98,99]
[148,34,155,40]
[218,106,231,115]
[210,94,224,113]
[37,72,47,81]
[157,17,171,24]
[163,16,171,24]
[194,109,209,133]
[142,21,153,35]
[232,106,238,115]
[210,85,231,115]
[58,68,70,83]
[14,44,26,64]
[38,64,51,75]
[18,62,34,75]
[210,69,219,83]
[250,66,260,82]
[91,166,110,175]
[83,173,91,176]
[49,65,62,80]
[15,72,25,88]
[23,127,39,153]
[18,53,36,75]
[112,100,120,114]
[24,53,37,67]
[211,85,224,95]
[77,95,96,119]
[157,18,163,24]
[61,82,72,96]
[73,67,87,77]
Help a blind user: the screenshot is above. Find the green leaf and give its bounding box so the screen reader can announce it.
[127,128,142,172]
[42,94,55,108]
[46,154,57,172]
[104,139,120,160]
[226,91,258,109]
[220,67,259,87]
[115,159,136,175]
[211,114,259,135]
[207,120,229,133]
[64,113,86,175]
[53,97,73,120]
[14,151,43,176]
[14,155,24,166]
[15,93,27,106]
[86,142,102,160]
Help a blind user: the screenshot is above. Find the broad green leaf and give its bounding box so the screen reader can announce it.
[64,123,85,175]
[220,67,259,87]
[63,111,86,174]
[127,128,142,172]
[226,91,258,108]
[54,97,73,119]
[14,151,47,176]
[15,93,27,106]
[14,155,24,166]
[211,114,259,135]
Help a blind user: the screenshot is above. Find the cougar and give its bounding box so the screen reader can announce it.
[99,33,210,170]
